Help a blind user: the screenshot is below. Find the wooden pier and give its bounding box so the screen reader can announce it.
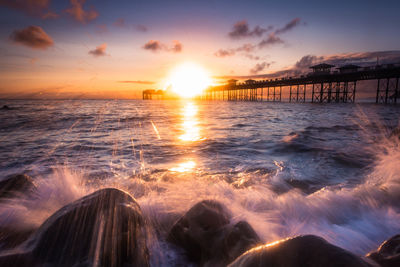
[142,89,165,100]
[201,63,400,104]
[142,63,400,104]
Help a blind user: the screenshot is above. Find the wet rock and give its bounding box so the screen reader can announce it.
[0,188,149,267]
[0,105,11,110]
[0,174,36,200]
[222,221,262,265]
[0,227,35,250]
[228,235,372,267]
[367,234,400,267]
[167,200,261,266]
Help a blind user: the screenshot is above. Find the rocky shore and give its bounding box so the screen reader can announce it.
[0,174,398,266]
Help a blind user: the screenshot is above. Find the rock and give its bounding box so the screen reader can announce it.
[367,234,400,267]
[0,174,36,200]
[167,200,261,266]
[228,235,372,267]
[0,105,11,110]
[0,188,150,267]
[0,227,35,250]
[222,221,262,265]
[0,174,37,250]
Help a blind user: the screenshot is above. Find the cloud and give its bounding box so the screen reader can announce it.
[135,24,148,32]
[275,18,302,35]
[250,62,271,74]
[215,50,400,80]
[65,0,98,23]
[0,0,59,19]
[290,51,400,74]
[244,54,260,60]
[170,40,182,53]
[143,40,163,52]
[216,18,303,59]
[0,0,48,15]
[143,40,183,53]
[236,43,257,53]
[214,49,235,58]
[323,51,400,66]
[214,43,256,58]
[228,20,271,39]
[89,43,107,57]
[95,24,108,34]
[117,80,155,84]
[113,18,125,27]
[41,11,59,19]
[258,33,284,48]
[10,26,54,49]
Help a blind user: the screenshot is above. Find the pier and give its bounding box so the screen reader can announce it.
[143,63,400,104]
[142,89,165,100]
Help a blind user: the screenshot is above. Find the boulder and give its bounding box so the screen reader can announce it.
[228,235,372,267]
[0,188,149,267]
[0,174,36,200]
[367,234,400,267]
[167,200,261,266]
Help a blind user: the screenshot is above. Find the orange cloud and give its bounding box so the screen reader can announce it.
[65,0,98,23]
[170,40,182,53]
[88,43,107,57]
[10,26,54,49]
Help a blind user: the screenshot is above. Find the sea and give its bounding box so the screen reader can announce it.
[0,99,400,265]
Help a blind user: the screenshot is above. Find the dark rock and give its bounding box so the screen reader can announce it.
[222,221,262,265]
[0,174,36,200]
[167,200,261,266]
[0,105,11,110]
[0,227,35,250]
[228,235,372,267]
[367,234,400,267]
[0,188,149,267]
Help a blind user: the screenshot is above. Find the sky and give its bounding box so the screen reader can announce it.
[0,0,399,99]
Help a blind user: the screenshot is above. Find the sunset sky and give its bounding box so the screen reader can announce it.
[0,0,399,99]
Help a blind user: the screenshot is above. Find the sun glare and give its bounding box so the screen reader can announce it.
[167,62,211,98]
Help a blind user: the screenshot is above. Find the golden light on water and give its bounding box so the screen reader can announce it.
[166,62,211,98]
[169,160,196,172]
[179,102,204,142]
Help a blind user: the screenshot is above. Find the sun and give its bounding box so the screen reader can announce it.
[166,62,212,98]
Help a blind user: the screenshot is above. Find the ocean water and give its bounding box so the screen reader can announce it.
[0,99,400,265]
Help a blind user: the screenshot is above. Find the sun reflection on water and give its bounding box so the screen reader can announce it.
[169,160,196,173]
[178,102,204,142]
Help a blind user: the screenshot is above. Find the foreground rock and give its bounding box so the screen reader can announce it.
[0,174,36,200]
[0,105,11,110]
[367,234,400,267]
[0,188,149,267]
[167,200,261,266]
[228,235,372,267]
[0,174,37,249]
